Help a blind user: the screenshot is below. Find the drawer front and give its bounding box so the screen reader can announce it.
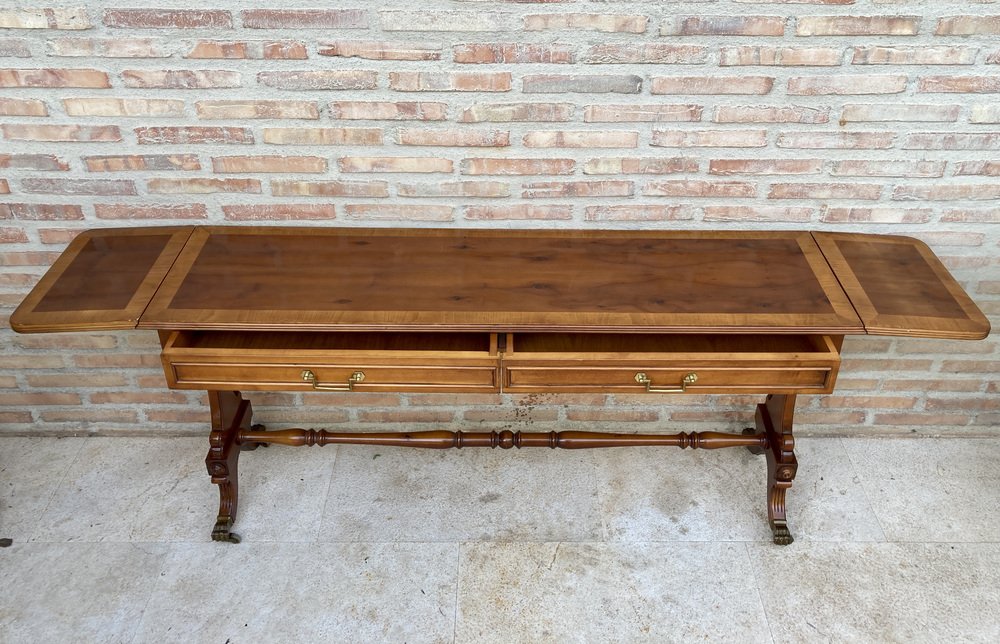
[503,364,836,394]
[167,361,500,392]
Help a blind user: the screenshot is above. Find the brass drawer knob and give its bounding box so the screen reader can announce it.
[635,372,697,394]
[301,370,365,391]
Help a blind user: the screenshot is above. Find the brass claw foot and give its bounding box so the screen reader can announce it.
[772,524,794,546]
[211,518,241,544]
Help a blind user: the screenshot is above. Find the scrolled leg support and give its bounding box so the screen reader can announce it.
[205,391,254,544]
[756,394,798,545]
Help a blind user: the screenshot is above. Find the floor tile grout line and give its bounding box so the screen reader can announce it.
[124,542,176,644]
[744,542,778,644]
[314,444,341,544]
[452,542,462,644]
[840,436,892,543]
[29,435,89,544]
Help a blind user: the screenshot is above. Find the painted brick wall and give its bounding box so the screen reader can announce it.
[1,2,997,437]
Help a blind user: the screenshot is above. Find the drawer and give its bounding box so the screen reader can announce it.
[161,331,500,392]
[501,333,840,394]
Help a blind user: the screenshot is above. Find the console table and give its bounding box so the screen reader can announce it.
[10,227,990,544]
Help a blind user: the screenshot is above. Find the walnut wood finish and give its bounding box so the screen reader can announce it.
[237,427,767,450]
[813,232,990,340]
[140,227,863,334]
[8,226,991,545]
[9,226,193,333]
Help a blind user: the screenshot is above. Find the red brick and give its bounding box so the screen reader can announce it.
[0,8,90,30]
[873,413,969,427]
[104,10,232,29]
[583,157,698,175]
[941,208,1000,223]
[147,178,261,194]
[0,411,31,424]
[321,41,441,61]
[652,130,767,148]
[0,38,31,57]
[398,128,509,147]
[460,103,574,123]
[379,11,514,33]
[48,38,171,58]
[936,16,1000,36]
[926,398,1000,412]
[645,180,756,198]
[840,104,960,123]
[769,183,882,200]
[651,76,773,95]
[585,205,693,222]
[258,70,377,91]
[242,9,367,29]
[27,374,127,388]
[0,154,68,171]
[830,160,945,178]
[777,131,894,149]
[85,155,200,172]
[196,100,318,120]
[663,16,785,36]
[454,43,574,64]
[0,179,9,194]
[340,157,453,173]
[788,74,906,95]
[525,13,647,33]
[709,159,821,175]
[892,184,1000,201]
[344,204,453,221]
[95,203,207,220]
[969,104,1000,123]
[212,156,326,173]
[13,334,117,350]
[63,97,184,117]
[465,205,572,221]
[0,355,65,369]
[523,74,641,94]
[3,124,120,142]
[0,98,47,116]
[955,161,1000,177]
[21,178,136,196]
[222,205,335,221]
[122,69,240,89]
[584,104,701,123]
[851,46,978,66]
[41,409,141,423]
[918,76,1000,93]
[0,68,109,88]
[0,393,81,406]
[135,126,252,145]
[358,410,455,424]
[329,101,447,121]
[902,133,1000,150]
[719,46,841,66]
[820,207,932,224]
[821,396,917,410]
[462,409,559,423]
[186,41,308,60]
[582,43,706,65]
[3,204,83,220]
[566,410,659,423]
[714,105,828,124]
[262,128,382,146]
[523,180,633,198]
[797,16,920,36]
[523,131,637,148]
[271,180,388,198]
[397,181,509,198]
[390,72,510,92]
[461,158,573,176]
[703,206,813,223]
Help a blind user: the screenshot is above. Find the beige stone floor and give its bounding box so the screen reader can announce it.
[1,435,999,643]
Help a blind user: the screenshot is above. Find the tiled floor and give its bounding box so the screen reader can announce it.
[2,435,999,643]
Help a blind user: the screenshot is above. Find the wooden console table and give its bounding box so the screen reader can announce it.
[10,227,990,544]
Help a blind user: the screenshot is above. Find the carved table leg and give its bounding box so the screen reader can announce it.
[205,391,254,544]
[755,394,798,545]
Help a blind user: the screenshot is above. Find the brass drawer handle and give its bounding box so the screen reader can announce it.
[635,372,697,394]
[301,370,365,391]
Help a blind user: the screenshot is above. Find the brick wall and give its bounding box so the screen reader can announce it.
[1,3,997,437]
